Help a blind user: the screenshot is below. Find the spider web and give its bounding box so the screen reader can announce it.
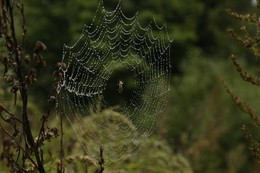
[56,0,173,163]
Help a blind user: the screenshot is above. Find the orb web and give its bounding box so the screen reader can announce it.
[56,0,173,163]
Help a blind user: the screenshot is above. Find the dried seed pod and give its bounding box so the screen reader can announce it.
[4,75,14,83]
[61,63,67,70]
[48,96,56,101]
[11,86,18,93]
[58,72,63,78]
[23,54,31,64]
[34,41,47,53]
[56,62,67,70]
[25,75,32,85]
[56,62,62,68]
[54,70,63,78]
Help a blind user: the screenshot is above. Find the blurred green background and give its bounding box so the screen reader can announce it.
[1,0,260,172]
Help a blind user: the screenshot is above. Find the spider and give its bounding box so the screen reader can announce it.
[118,80,124,93]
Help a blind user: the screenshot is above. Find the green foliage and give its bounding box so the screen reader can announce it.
[107,138,193,173]
[166,54,260,172]
[28,108,192,173]
[2,0,260,172]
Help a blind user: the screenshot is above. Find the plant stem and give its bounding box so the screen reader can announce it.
[6,1,46,172]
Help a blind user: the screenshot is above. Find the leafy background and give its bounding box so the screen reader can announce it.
[1,0,260,172]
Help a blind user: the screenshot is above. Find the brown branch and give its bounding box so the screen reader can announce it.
[221,79,260,125]
[226,8,258,23]
[241,125,260,163]
[227,28,260,57]
[58,113,65,173]
[230,54,260,86]
[227,28,255,48]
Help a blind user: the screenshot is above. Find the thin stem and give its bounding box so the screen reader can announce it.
[58,114,65,173]
[7,0,21,71]
[0,123,38,169]
[0,105,23,124]
[36,96,54,148]
[96,146,104,173]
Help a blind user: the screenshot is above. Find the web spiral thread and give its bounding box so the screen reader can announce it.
[56,0,173,163]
